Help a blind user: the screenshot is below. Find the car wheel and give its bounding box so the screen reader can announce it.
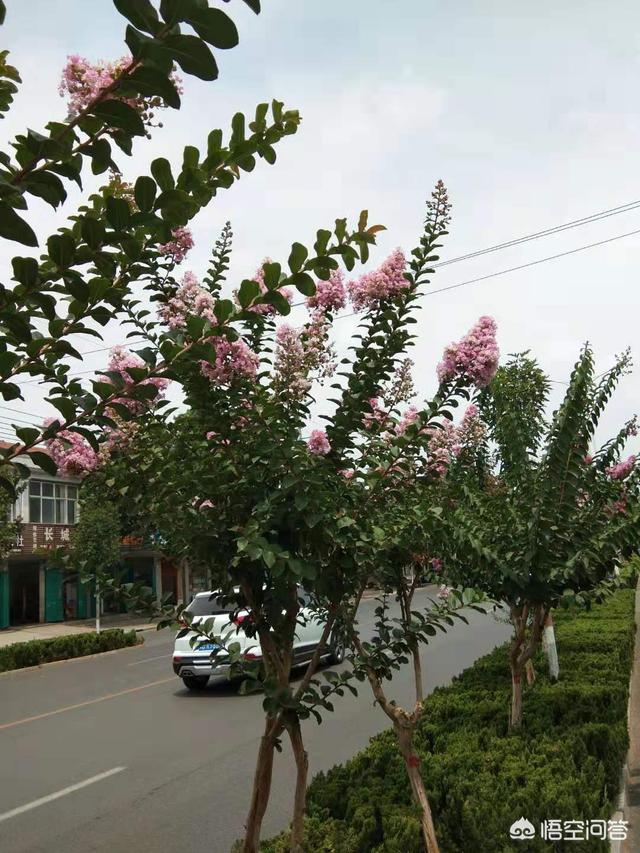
[328,638,345,664]
[182,675,209,690]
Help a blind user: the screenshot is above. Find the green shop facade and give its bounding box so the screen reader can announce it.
[0,452,185,629]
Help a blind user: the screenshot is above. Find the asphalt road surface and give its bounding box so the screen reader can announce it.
[0,588,511,853]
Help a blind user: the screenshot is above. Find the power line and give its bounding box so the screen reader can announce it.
[432,198,640,269]
[421,228,640,299]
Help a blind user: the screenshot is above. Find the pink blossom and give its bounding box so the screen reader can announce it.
[583,453,593,465]
[437,585,452,600]
[436,316,499,388]
[159,271,216,330]
[339,469,355,479]
[158,227,194,264]
[100,346,169,415]
[431,558,443,573]
[59,54,182,125]
[307,429,331,456]
[457,404,486,448]
[206,432,217,440]
[306,270,347,313]
[394,405,419,436]
[44,421,98,476]
[273,317,336,399]
[199,338,259,385]
[348,249,408,312]
[198,500,215,510]
[426,420,461,476]
[606,455,636,481]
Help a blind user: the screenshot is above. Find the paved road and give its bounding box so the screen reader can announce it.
[0,588,511,853]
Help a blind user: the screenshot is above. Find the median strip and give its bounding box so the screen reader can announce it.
[0,767,126,823]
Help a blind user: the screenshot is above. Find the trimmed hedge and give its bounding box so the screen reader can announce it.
[0,628,140,672]
[263,588,636,852]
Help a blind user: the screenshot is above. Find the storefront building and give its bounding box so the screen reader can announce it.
[0,451,187,629]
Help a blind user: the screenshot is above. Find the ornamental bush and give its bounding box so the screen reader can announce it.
[0,628,139,671]
[261,588,635,853]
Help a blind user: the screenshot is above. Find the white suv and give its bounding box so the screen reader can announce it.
[172,588,345,690]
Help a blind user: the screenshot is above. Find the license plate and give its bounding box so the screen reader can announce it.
[197,643,218,652]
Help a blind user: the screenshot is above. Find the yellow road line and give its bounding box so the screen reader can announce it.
[0,677,175,731]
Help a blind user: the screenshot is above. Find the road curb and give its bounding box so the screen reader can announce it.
[0,636,145,678]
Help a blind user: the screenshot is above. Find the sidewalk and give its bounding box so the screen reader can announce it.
[0,613,157,648]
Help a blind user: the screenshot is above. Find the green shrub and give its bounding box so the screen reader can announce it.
[0,628,140,672]
[262,588,635,852]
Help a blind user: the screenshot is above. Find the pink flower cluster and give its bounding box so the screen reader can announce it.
[363,397,388,430]
[457,404,486,448]
[273,316,336,400]
[240,261,293,316]
[437,316,499,388]
[199,338,259,386]
[394,404,419,436]
[348,249,408,312]
[44,422,98,477]
[59,54,182,125]
[426,419,461,476]
[307,429,331,456]
[306,270,347,314]
[437,585,452,600]
[159,272,216,330]
[158,227,194,264]
[606,455,636,481]
[101,346,170,415]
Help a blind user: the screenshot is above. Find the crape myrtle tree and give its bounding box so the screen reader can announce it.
[445,348,640,729]
[58,183,502,852]
[338,390,495,853]
[0,0,311,496]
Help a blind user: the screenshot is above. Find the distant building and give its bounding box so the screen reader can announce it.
[0,446,188,629]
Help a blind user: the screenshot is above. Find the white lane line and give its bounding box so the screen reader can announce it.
[0,767,126,823]
[127,654,170,666]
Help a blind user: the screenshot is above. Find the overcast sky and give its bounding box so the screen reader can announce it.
[1,0,639,451]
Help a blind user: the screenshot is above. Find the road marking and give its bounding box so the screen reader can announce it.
[0,767,126,823]
[0,678,175,731]
[127,653,170,667]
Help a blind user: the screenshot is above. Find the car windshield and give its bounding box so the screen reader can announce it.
[185,595,235,617]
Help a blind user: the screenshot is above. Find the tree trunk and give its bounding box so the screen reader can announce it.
[242,717,279,853]
[510,662,524,729]
[286,714,309,853]
[395,723,440,853]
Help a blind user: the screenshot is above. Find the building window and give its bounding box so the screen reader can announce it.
[28,480,77,524]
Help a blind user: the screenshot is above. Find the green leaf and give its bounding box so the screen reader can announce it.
[0,1,6,25]
[241,0,261,12]
[165,34,219,81]
[262,262,282,290]
[15,426,40,445]
[47,233,76,269]
[0,202,38,246]
[134,175,157,212]
[187,7,239,50]
[48,397,76,423]
[237,279,260,309]
[105,196,131,230]
[81,217,105,249]
[127,65,181,109]
[92,99,146,136]
[150,157,174,191]
[288,242,308,273]
[289,272,315,296]
[11,256,38,287]
[23,170,67,207]
[87,138,114,175]
[28,451,58,476]
[113,0,161,34]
